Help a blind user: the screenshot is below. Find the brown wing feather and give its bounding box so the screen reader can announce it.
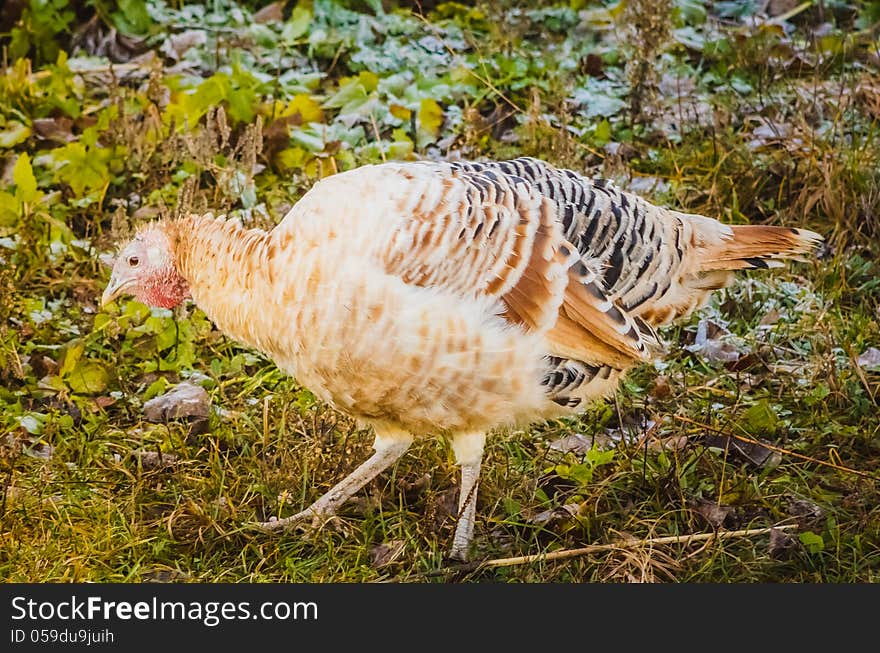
[380,163,656,370]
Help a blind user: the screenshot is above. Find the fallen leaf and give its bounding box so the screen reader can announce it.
[651,375,671,399]
[141,569,190,582]
[604,414,657,447]
[522,503,580,526]
[24,442,54,461]
[94,396,117,409]
[143,381,211,421]
[549,433,603,455]
[159,30,208,62]
[702,432,778,467]
[32,117,75,144]
[133,449,180,470]
[856,347,880,371]
[768,527,797,559]
[369,540,406,568]
[646,435,689,452]
[787,497,824,528]
[758,308,781,326]
[685,318,745,363]
[690,498,733,528]
[71,14,147,62]
[253,1,284,24]
[581,53,605,77]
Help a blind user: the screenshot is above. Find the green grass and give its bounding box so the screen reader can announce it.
[2,0,880,582]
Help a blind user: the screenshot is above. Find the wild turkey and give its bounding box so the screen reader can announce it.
[102,157,822,561]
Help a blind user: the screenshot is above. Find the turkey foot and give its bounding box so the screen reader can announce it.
[252,430,414,534]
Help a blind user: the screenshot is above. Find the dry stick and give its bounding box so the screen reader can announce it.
[846,345,878,406]
[416,525,797,578]
[411,11,525,115]
[672,414,877,480]
[369,113,387,163]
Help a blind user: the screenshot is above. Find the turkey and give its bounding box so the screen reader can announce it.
[101,157,822,561]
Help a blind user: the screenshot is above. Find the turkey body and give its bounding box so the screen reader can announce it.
[120,157,821,560]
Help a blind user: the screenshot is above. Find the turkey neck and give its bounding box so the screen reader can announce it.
[172,214,282,355]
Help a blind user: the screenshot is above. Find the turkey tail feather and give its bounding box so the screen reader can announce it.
[698,225,823,272]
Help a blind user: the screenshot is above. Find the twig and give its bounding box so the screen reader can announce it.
[369,113,387,163]
[846,345,878,406]
[671,414,877,480]
[410,525,797,579]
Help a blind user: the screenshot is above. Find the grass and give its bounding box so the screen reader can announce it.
[1,0,880,582]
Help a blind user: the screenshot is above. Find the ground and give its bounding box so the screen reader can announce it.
[1,0,879,582]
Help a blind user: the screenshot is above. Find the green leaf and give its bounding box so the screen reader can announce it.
[282,6,313,42]
[740,400,779,436]
[111,0,153,36]
[144,377,168,401]
[804,383,831,407]
[417,98,443,145]
[799,531,825,553]
[323,78,369,111]
[585,447,615,467]
[17,413,46,435]
[566,463,594,485]
[281,94,324,123]
[59,340,85,378]
[67,361,109,394]
[0,191,19,228]
[53,142,111,197]
[13,153,38,203]
[0,122,32,148]
[593,119,612,145]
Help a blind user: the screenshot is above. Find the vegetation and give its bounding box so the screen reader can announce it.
[1,0,879,582]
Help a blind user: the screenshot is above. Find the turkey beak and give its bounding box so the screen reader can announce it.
[101,273,135,307]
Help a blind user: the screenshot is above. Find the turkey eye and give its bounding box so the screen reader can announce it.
[128,256,140,267]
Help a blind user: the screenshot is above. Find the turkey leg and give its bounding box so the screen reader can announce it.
[449,432,486,561]
[256,429,414,531]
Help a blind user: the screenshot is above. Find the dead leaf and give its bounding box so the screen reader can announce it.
[768,527,797,559]
[685,318,745,363]
[32,117,75,144]
[690,498,733,528]
[522,503,580,526]
[626,175,670,196]
[603,141,639,160]
[369,540,406,568]
[94,396,116,409]
[132,206,161,221]
[702,432,779,467]
[71,15,147,62]
[549,433,604,455]
[758,308,781,326]
[159,30,208,62]
[651,375,671,399]
[143,382,211,421]
[581,53,605,77]
[253,1,285,23]
[856,347,880,371]
[646,435,688,452]
[133,449,180,470]
[397,472,431,496]
[746,117,803,151]
[27,354,58,379]
[24,442,54,461]
[141,569,190,583]
[426,487,458,531]
[787,497,825,528]
[767,0,801,17]
[605,413,658,447]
